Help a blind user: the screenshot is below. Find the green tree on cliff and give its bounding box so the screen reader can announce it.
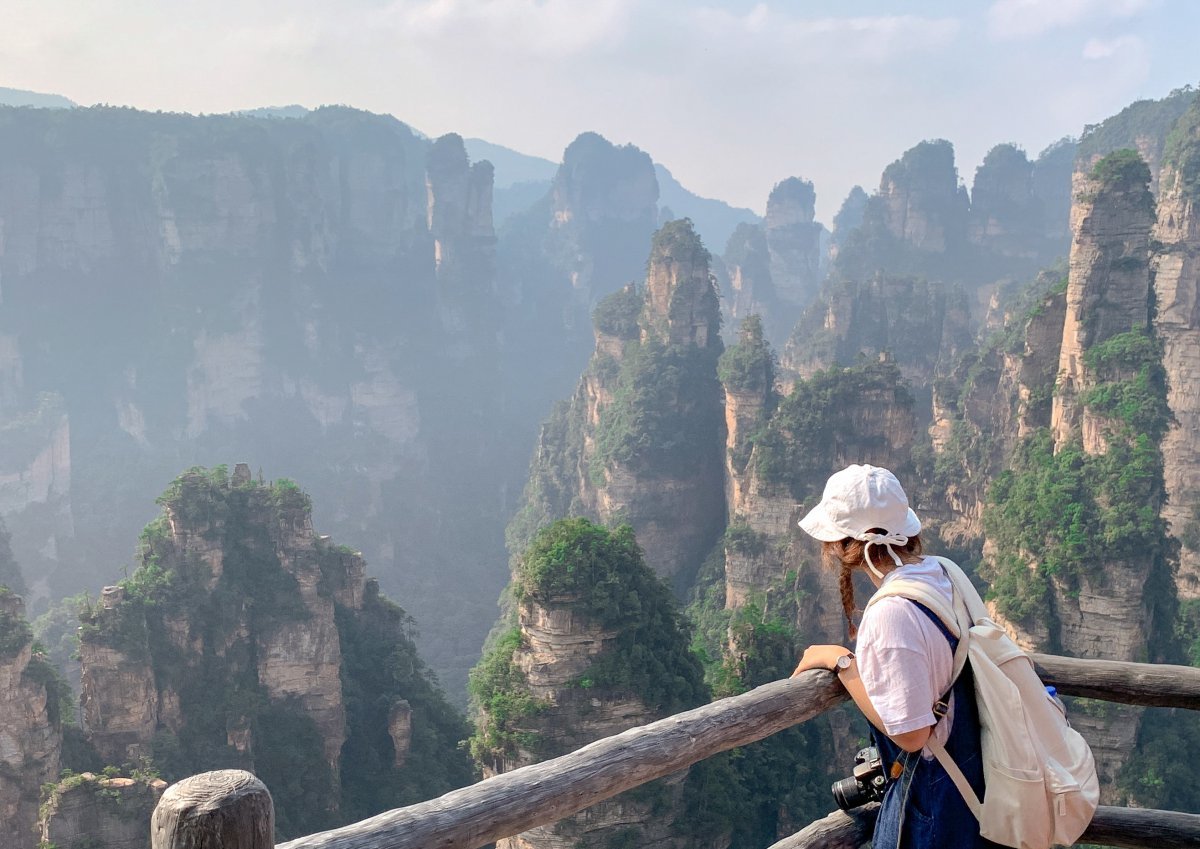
[472,518,706,768]
[78,466,472,838]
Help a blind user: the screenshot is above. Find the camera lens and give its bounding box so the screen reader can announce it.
[831,777,865,811]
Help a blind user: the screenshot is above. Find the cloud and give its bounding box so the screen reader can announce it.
[369,0,636,59]
[987,0,1153,40]
[690,7,961,64]
[1082,34,1142,59]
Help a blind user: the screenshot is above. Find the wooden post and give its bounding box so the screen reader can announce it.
[151,769,274,849]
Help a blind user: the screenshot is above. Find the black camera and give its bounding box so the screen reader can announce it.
[831,746,887,810]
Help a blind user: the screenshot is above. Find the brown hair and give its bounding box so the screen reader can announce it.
[822,530,923,640]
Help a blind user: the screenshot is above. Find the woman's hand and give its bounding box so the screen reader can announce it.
[791,644,851,677]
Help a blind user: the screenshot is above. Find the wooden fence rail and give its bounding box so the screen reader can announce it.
[151,655,1200,849]
[770,804,1200,849]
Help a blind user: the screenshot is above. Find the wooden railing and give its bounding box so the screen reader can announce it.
[149,655,1200,849]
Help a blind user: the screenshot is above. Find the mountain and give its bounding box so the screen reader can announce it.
[654,162,761,251]
[0,105,515,700]
[463,136,760,248]
[464,138,558,187]
[472,518,715,849]
[76,466,473,838]
[0,87,76,109]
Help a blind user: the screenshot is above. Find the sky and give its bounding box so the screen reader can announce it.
[3,0,1198,222]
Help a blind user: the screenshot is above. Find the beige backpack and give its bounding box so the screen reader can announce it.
[865,556,1099,849]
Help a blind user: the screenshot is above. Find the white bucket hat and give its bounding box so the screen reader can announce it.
[798,464,921,576]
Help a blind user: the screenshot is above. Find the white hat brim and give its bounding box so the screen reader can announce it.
[798,502,848,542]
[798,504,922,541]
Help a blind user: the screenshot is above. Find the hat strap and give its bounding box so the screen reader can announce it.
[856,531,909,578]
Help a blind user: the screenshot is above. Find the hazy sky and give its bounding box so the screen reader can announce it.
[4,0,1197,222]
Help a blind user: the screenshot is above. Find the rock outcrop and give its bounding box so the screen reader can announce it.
[0,105,516,697]
[510,220,725,586]
[765,178,823,308]
[781,274,973,399]
[0,589,63,849]
[77,465,472,838]
[721,353,917,639]
[1152,99,1200,598]
[1051,153,1157,451]
[550,132,659,298]
[968,144,1042,258]
[474,519,713,849]
[1075,87,1197,193]
[723,223,774,335]
[980,151,1168,796]
[39,773,167,849]
[723,179,824,345]
[874,139,968,255]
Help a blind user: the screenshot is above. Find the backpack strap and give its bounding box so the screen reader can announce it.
[864,571,971,692]
[864,561,984,820]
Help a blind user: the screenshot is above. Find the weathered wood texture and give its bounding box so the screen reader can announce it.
[1031,654,1200,709]
[151,769,274,849]
[765,805,1200,849]
[277,673,849,849]
[1080,806,1200,848]
[768,805,877,849]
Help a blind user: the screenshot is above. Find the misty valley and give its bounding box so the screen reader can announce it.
[1,84,1199,847]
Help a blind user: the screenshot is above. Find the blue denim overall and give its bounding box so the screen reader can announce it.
[868,602,1002,849]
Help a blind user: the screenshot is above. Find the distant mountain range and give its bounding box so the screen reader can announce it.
[0,87,759,249]
[0,86,76,109]
[463,137,760,248]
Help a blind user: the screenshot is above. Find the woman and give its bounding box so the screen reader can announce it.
[791,464,997,849]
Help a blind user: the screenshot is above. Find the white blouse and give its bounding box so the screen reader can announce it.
[855,556,956,754]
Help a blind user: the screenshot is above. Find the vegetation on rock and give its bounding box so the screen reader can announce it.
[718,315,776,397]
[516,518,706,711]
[77,466,472,839]
[687,572,839,847]
[592,284,643,340]
[467,626,542,766]
[750,360,913,501]
[1089,148,1153,194]
[1162,94,1200,197]
[1077,85,1196,162]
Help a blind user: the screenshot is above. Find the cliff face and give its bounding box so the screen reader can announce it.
[765,178,823,308]
[978,152,1170,796]
[0,393,73,596]
[723,223,773,333]
[80,471,352,778]
[549,131,659,299]
[781,275,973,399]
[1051,155,1157,451]
[77,465,472,838]
[968,144,1042,258]
[474,519,712,849]
[0,590,63,849]
[875,140,968,255]
[0,106,517,697]
[722,180,823,346]
[39,773,166,849]
[722,355,917,641]
[1032,139,1078,245]
[510,220,725,586]
[1152,100,1200,598]
[927,277,1067,549]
